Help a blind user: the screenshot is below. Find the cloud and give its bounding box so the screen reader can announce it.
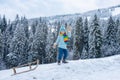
[58,0,97,13]
[0,0,120,20]
[0,0,46,20]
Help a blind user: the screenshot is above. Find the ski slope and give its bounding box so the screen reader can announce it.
[0,55,120,80]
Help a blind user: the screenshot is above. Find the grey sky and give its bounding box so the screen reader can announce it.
[0,0,120,20]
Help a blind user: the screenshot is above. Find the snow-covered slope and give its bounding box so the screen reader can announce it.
[0,55,120,80]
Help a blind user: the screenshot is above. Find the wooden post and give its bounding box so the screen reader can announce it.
[29,63,32,70]
[13,67,16,75]
[37,59,39,64]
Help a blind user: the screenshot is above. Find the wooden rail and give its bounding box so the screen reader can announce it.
[12,59,39,75]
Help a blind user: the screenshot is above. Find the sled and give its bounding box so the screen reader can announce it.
[12,59,39,76]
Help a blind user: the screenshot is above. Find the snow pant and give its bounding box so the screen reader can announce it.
[58,47,68,61]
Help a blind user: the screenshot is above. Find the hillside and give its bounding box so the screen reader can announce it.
[0,55,120,80]
[29,4,120,24]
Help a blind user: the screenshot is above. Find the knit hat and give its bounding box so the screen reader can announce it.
[59,26,66,32]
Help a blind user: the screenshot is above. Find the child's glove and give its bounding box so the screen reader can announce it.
[53,43,57,49]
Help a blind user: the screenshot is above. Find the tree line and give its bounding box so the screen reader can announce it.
[0,14,120,69]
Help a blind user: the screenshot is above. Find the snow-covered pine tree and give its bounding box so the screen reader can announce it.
[46,30,57,63]
[104,16,117,56]
[73,17,84,60]
[106,16,117,46]
[21,16,29,38]
[29,24,41,63]
[0,17,3,60]
[20,17,29,62]
[31,20,38,35]
[7,23,27,67]
[2,21,13,62]
[28,20,38,62]
[10,14,20,37]
[1,15,7,33]
[69,25,74,51]
[0,16,2,32]
[116,19,120,53]
[1,15,8,60]
[89,15,102,58]
[0,29,6,69]
[32,18,47,64]
[42,20,48,63]
[28,30,34,62]
[4,15,21,68]
[82,18,89,59]
[0,29,3,60]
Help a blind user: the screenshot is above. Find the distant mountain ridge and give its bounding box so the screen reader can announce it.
[30,4,120,22]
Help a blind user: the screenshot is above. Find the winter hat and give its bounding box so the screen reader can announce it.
[59,25,66,36]
[60,26,66,32]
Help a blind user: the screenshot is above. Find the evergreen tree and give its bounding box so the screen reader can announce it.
[116,19,120,53]
[1,15,7,33]
[28,31,34,62]
[116,19,120,45]
[42,20,48,63]
[0,16,2,32]
[106,16,116,46]
[2,22,13,61]
[89,15,102,58]
[21,17,29,60]
[68,24,73,51]
[103,16,118,56]
[10,14,20,37]
[0,29,3,60]
[21,16,29,38]
[7,23,27,67]
[32,18,47,64]
[1,15,8,60]
[31,20,38,35]
[73,17,84,60]
[82,18,89,58]
[28,20,38,62]
[46,31,57,63]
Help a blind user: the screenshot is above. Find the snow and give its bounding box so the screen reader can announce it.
[51,28,55,32]
[112,7,120,16]
[100,17,109,20]
[28,26,31,30]
[0,55,120,80]
[87,16,91,21]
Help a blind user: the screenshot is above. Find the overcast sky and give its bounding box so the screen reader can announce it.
[0,0,120,20]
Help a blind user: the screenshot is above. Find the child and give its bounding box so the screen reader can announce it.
[53,25,71,65]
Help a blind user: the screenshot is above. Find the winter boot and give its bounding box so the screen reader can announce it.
[58,60,61,65]
[62,60,68,63]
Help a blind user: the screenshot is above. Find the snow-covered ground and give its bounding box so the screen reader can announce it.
[100,17,109,20]
[0,55,120,80]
